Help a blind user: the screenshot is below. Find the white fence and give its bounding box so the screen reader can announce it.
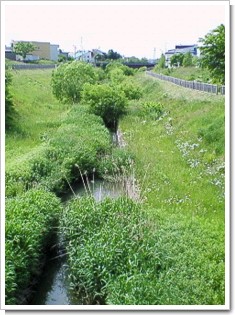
[146,71,225,95]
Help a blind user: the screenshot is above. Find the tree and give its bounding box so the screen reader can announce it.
[170,53,184,67]
[199,24,225,84]
[107,49,122,60]
[157,54,166,69]
[51,61,97,104]
[13,42,36,59]
[182,52,193,67]
[5,65,15,129]
[81,83,127,131]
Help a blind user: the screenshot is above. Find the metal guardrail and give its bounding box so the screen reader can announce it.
[146,71,225,95]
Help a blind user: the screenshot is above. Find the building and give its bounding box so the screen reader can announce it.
[165,44,198,67]
[75,49,105,63]
[5,45,16,61]
[50,44,60,61]
[11,41,59,61]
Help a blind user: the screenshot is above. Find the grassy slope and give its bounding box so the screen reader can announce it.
[6,69,68,169]
[153,66,211,82]
[119,73,225,304]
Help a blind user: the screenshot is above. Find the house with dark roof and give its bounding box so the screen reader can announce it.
[165,44,198,67]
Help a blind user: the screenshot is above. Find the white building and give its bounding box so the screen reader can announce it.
[50,44,59,61]
[75,49,105,63]
[165,44,198,67]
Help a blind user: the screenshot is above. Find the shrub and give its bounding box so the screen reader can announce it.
[109,68,126,84]
[82,83,128,131]
[117,81,143,100]
[51,61,97,104]
[105,61,134,76]
[5,189,62,304]
[142,101,163,119]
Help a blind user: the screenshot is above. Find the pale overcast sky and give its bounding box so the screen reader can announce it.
[3,1,227,59]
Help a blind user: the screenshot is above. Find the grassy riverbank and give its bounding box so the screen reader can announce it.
[119,73,225,304]
[153,65,211,82]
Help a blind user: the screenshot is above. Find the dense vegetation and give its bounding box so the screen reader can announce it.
[119,73,225,304]
[5,189,62,304]
[5,63,225,306]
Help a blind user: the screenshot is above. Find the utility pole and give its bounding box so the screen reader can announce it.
[153,47,156,61]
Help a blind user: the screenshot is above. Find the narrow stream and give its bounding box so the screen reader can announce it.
[29,178,125,305]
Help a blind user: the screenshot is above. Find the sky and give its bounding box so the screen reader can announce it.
[3,1,227,59]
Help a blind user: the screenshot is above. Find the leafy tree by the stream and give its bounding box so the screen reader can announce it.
[81,83,128,131]
[199,24,225,84]
[51,61,97,104]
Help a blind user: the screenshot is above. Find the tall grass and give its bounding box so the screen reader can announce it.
[119,72,225,304]
[153,65,211,82]
[6,69,68,163]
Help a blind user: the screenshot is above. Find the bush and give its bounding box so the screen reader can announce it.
[5,189,62,304]
[82,83,128,131]
[142,101,163,119]
[51,61,97,104]
[117,81,143,100]
[105,61,134,76]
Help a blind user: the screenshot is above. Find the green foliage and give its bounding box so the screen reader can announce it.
[157,53,166,69]
[142,101,163,119]
[182,52,193,67]
[105,61,134,76]
[199,24,225,84]
[198,114,225,154]
[61,197,160,304]
[58,54,67,63]
[5,189,62,304]
[5,64,16,130]
[117,80,143,100]
[51,61,97,104]
[13,42,36,59]
[137,66,147,72]
[109,67,126,84]
[106,49,122,60]
[98,147,135,180]
[153,65,211,82]
[170,53,184,67]
[6,106,111,197]
[81,83,128,131]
